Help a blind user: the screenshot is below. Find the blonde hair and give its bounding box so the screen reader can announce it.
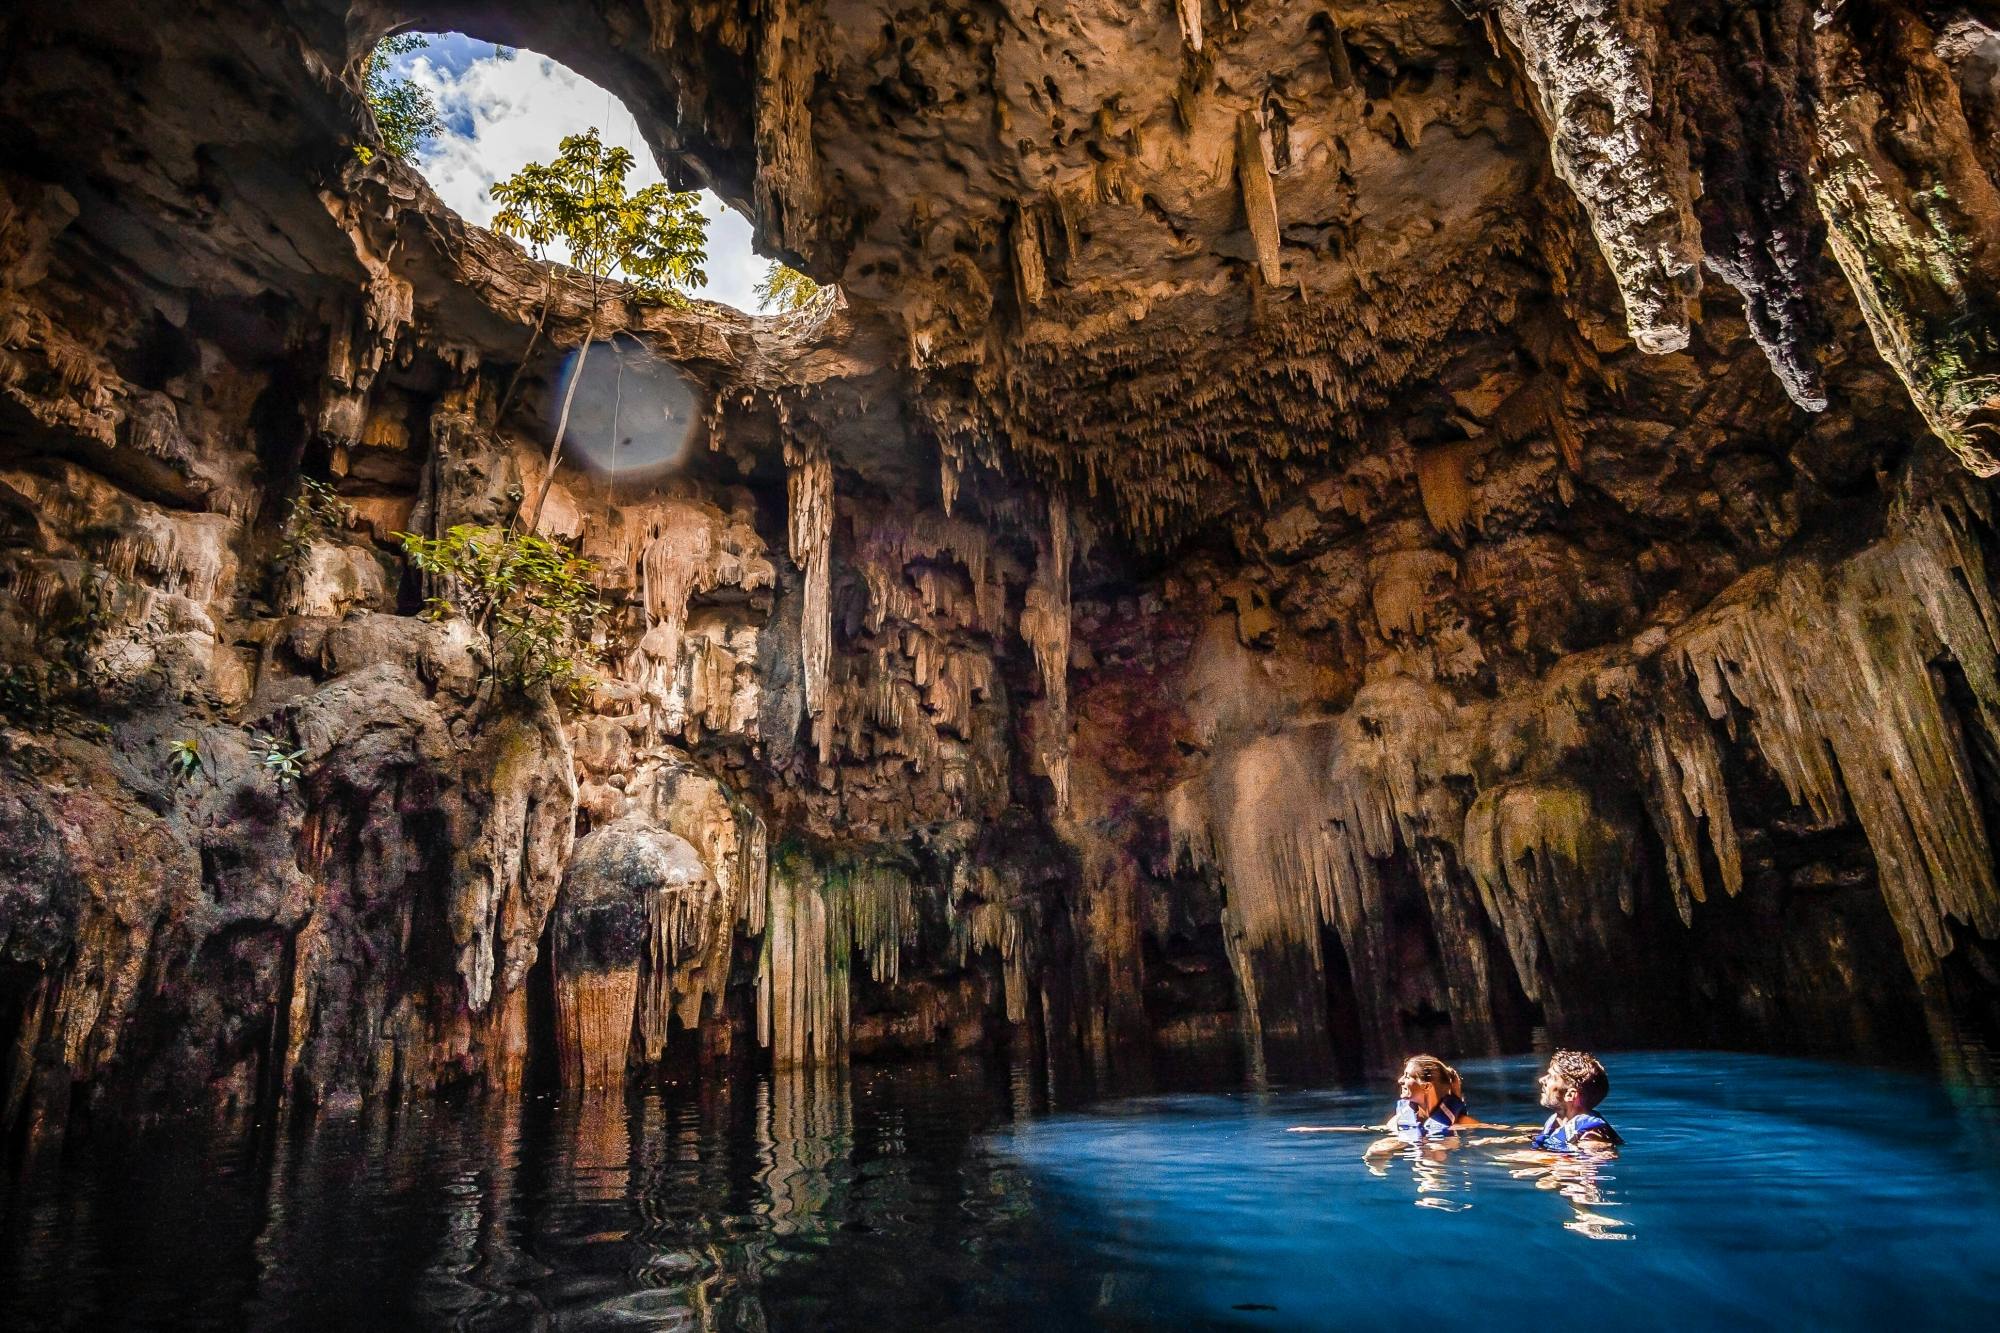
[1403,1054,1462,1100]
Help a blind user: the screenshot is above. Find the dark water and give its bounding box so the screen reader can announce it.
[5,1051,1999,1330]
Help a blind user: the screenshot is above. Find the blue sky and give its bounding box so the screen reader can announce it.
[385,34,767,312]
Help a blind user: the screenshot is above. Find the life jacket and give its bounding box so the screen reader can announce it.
[1532,1111,1623,1152]
[1392,1092,1467,1138]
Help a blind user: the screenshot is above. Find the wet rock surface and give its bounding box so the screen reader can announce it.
[2,0,1999,1134]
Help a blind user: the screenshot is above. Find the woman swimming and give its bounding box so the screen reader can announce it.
[1387,1054,1489,1138]
[1287,1054,1492,1138]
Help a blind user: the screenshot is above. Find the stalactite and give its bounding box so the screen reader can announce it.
[1412,441,1475,541]
[1462,781,1638,1010]
[758,860,850,1066]
[1660,468,2000,977]
[632,500,720,698]
[1171,665,1525,1063]
[1637,689,1743,925]
[756,855,919,1066]
[451,703,577,1014]
[1491,0,1700,354]
[938,433,962,517]
[787,438,834,762]
[1176,0,1203,53]
[1021,494,1072,809]
[1809,11,2000,475]
[1010,205,1047,309]
[639,872,727,1059]
[1234,111,1283,287]
[952,879,1032,1025]
[858,510,1006,634]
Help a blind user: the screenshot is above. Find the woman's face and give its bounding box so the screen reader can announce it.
[1398,1062,1439,1113]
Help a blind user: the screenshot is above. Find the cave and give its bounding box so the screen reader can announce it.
[4,0,2000,1325]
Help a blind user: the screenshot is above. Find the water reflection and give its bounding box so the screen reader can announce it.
[1490,1149,1631,1240]
[8,1052,2000,1329]
[1363,1139,1478,1214]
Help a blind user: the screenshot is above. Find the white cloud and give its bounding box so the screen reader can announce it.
[402,46,766,312]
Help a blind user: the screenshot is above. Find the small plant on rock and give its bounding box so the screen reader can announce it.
[277,478,356,563]
[248,730,308,790]
[396,524,606,698]
[167,737,204,782]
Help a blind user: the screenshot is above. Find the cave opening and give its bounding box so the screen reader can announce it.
[363,31,784,316]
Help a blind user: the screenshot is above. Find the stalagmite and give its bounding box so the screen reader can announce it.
[787,438,835,762]
[1235,112,1283,287]
[557,817,714,1088]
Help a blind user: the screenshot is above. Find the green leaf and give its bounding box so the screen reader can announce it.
[755,263,822,313]
[365,35,443,160]
[487,127,709,300]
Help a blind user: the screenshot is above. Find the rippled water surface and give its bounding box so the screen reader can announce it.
[6,1051,1999,1329]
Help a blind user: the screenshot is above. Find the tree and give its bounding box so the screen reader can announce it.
[756,263,822,313]
[366,34,443,160]
[489,128,709,534]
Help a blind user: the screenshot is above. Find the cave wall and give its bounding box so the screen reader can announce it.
[2,0,2000,1134]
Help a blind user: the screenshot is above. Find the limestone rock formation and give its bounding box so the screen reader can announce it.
[3,0,2000,1133]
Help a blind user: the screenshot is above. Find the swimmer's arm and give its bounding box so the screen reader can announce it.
[1285,1122,1394,1134]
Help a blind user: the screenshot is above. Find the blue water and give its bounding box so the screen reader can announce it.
[4,1051,1998,1329]
[1005,1052,2000,1329]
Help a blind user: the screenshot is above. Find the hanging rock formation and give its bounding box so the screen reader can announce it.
[3,0,2000,1131]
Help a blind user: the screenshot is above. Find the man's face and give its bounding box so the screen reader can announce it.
[1399,1063,1438,1112]
[1539,1066,1571,1110]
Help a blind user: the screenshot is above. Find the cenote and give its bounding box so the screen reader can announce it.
[10,3,2000,1331]
[6,1050,1999,1329]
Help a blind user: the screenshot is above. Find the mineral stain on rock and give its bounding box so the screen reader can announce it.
[1,0,1998,1143]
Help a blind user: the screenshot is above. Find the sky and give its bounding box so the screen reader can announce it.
[385,34,767,312]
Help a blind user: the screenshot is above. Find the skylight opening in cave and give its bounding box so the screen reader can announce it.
[374,32,773,314]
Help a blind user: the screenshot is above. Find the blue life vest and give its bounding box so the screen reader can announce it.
[1532,1111,1623,1151]
[1393,1093,1467,1138]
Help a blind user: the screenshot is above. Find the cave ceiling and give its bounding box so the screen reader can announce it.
[14,0,1992,561]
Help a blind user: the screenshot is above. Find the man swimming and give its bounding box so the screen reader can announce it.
[1530,1049,1623,1153]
